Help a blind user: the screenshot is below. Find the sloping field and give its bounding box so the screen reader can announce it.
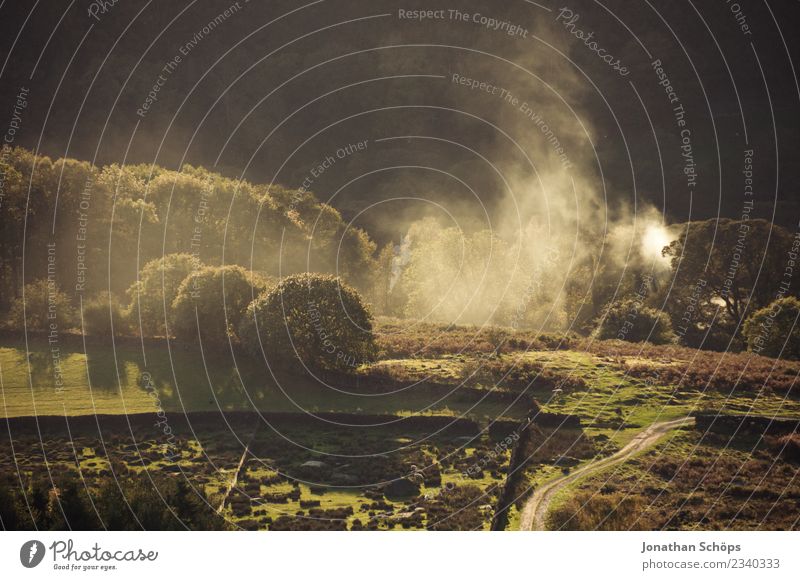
[0,336,529,420]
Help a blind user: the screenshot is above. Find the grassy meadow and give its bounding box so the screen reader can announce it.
[1,320,798,531]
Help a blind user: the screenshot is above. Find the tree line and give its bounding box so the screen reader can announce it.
[2,146,798,360]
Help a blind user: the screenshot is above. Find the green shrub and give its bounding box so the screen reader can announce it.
[595,299,676,344]
[81,292,131,337]
[172,265,269,345]
[127,253,201,337]
[7,279,75,332]
[0,474,228,530]
[239,273,376,372]
[743,296,800,360]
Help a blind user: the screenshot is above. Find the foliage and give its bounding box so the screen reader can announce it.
[423,484,489,530]
[0,474,228,530]
[172,265,270,345]
[663,219,798,346]
[239,273,376,372]
[127,253,201,337]
[374,318,574,358]
[465,357,587,392]
[0,147,377,309]
[94,476,227,530]
[558,430,800,530]
[546,491,647,530]
[743,296,800,360]
[399,219,535,327]
[595,299,676,344]
[81,291,131,337]
[584,339,800,396]
[7,278,75,332]
[0,148,96,311]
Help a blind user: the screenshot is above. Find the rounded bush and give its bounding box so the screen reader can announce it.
[172,265,269,345]
[744,297,800,360]
[595,299,676,344]
[127,253,200,337]
[240,273,376,372]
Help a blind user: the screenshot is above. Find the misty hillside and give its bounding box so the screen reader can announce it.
[1,0,798,240]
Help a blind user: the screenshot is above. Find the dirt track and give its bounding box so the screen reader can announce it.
[519,417,693,530]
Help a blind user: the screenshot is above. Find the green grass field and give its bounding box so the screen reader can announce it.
[4,335,799,429]
[0,336,525,419]
[361,349,800,445]
[2,329,799,531]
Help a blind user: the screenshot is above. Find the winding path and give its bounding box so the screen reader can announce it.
[519,417,694,530]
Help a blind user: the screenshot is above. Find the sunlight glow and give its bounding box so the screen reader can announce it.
[641,224,672,264]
